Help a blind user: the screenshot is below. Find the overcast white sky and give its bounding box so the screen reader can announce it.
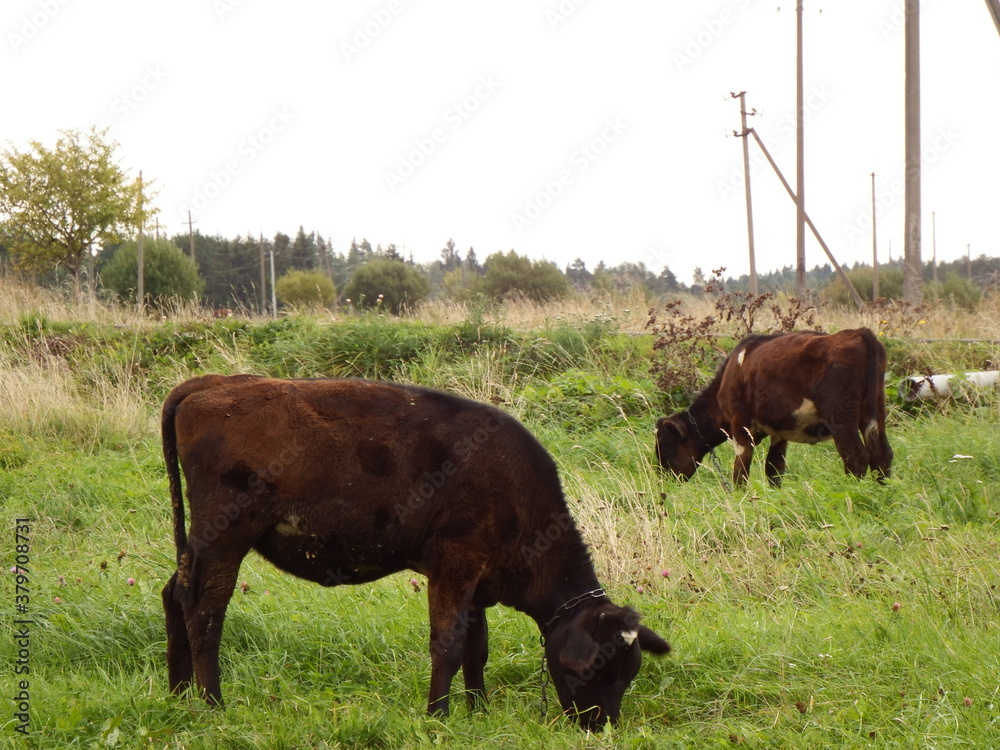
[4,1,998,285]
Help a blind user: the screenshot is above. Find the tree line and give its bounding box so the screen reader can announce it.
[1,127,995,314]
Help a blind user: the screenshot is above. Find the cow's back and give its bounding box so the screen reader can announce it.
[170,375,565,588]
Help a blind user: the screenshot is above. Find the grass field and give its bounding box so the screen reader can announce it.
[1,282,999,748]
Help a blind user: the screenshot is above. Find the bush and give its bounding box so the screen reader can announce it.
[275,269,336,309]
[343,259,430,314]
[823,267,903,306]
[475,250,570,302]
[99,239,203,307]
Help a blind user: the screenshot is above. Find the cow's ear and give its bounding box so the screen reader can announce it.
[558,626,600,673]
[659,416,687,440]
[637,625,671,655]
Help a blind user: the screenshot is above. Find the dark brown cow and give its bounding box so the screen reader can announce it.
[161,374,669,729]
[655,328,892,487]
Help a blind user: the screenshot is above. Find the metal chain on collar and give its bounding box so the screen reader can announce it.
[537,588,606,721]
[539,647,550,722]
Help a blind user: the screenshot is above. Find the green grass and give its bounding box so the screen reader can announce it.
[2,315,1000,748]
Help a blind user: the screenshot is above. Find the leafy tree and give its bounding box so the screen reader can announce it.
[0,127,148,298]
[476,250,570,302]
[275,269,336,309]
[343,258,430,314]
[100,238,203,307]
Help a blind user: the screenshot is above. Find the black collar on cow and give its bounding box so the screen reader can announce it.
[540,588,607,637]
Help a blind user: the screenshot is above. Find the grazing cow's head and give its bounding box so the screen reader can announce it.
[654,415,700,480]
[544,603,670,730]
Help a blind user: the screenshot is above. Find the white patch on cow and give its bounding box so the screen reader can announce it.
[793,399,819,422]
[620,629,638,646]
[733,442,747,457]
[737,349,746,366]
[763,398,831,445]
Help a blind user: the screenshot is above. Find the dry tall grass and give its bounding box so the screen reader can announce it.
[4,274,998,339]
[0,341,153,450]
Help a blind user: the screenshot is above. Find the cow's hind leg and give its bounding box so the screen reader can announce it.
[182,543,249,707]
[462,603,489,711]
[162,570,193,695]
[830,426,869,479]
[864,421,893,482]
[764,439,788,487]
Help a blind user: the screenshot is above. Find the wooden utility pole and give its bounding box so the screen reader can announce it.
[748,129,865,309]
[187,210,197,266]
[903,0,922,303]
[733,91,758,294]
[986,0,1000,37]
[137,171,144,309]
[795,0,806,297]
[871,172,879,300]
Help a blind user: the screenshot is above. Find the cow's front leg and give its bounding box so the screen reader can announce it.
[426,561,482,717]
[764,439,788,486]
[462,604,488,711]
[731,425,755,486]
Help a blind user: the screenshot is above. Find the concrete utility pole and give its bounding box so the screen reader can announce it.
[269,241,277,318]
[931,211,938,284]
[903,0,922,303]
[871,172,879,300]
[259,233,267,316]
[733,91,758,294]
[795,0,806,297]
[137,171,144,309]
[187,210,198,266]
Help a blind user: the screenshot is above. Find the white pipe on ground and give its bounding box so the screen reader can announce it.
[900,370,1000,401]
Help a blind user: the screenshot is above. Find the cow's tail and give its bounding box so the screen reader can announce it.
[860,328,885,444]
[161,374,230,567]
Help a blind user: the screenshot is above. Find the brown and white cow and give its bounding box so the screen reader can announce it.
[655,328,893,487]
[161,374,669,729]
